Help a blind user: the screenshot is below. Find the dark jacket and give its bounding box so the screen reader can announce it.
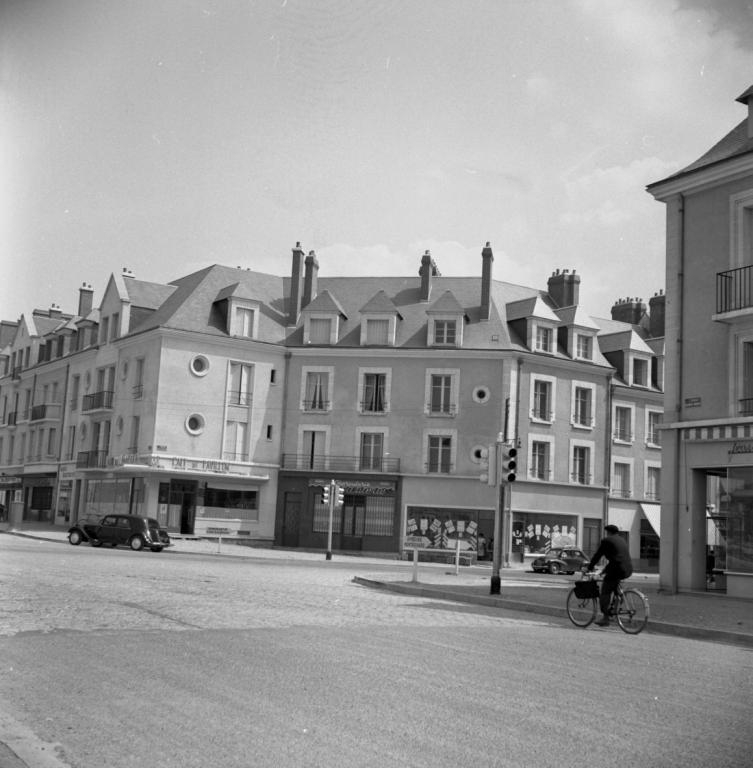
[588,533,633,580]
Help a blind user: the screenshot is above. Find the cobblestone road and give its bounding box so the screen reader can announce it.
[0,537,548,636]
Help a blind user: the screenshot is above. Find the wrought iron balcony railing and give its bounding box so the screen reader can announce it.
[76,450,109,469]
[282,454,400,473]
[30,403,62,422]
[717,265,753,314]
[740,398,753,416]
[81,390,114,412]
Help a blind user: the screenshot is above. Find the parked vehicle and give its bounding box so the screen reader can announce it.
[68,514,170,552]
[531,547,589,575]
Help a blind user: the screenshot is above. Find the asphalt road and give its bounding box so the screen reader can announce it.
[1,537,751,768]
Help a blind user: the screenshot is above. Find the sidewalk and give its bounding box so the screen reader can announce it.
[3,523,752,648]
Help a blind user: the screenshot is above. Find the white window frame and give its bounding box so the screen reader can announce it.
[422,428,457,474]
[300,366,334,413]
[357,367,392,414]
[360,316,397,346]
[575,333,593,361]
[530,374,557,424]
[304,314,338,345]
[430,316,462,347]
[644,460,661,501]
[528,433,554,481]
[570,438,595,486]
[534,322,555,353]
[611,458,633,499]
[730,188,753,268]
[645,409,662,448]
[612,401,635,444]
[570,380,595,430]
[424,368,459,417]
[230,302,259,338]
[631,355,650,387]
[355,426,389,470]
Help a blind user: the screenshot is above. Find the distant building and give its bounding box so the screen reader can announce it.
[0,245,663,568]
[648,83,753,597]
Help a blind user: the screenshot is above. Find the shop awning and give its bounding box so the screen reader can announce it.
[640,503,661,536]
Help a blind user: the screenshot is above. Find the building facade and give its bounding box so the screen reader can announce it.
[0,244,663,569]
[648,84,753,597]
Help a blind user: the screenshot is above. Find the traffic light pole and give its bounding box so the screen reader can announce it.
[325,480,334,561]
[490,481,504,594]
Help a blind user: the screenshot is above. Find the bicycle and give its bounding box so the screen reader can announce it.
[566,570,649,634]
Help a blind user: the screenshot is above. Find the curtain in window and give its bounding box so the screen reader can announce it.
[229,363,253,406]
[360,433,383,470]
[363,374,385,411]
[366,319,389,344]
[306,372,328,409]
[309,318,332,343]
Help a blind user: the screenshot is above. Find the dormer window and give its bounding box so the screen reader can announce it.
[233,306,256,338]
[306,317,334,344]
[434,319,456,345]
[535,324,554,353]
[576,334,593,360]
[632,357,649,387]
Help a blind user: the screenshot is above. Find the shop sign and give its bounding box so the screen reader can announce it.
[0,476,22,487]
[109,454,232,474]
[308,479,395,495]
[729,442,753,455]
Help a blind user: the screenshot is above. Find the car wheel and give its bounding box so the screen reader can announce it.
[548,563,561,575]
[150,546,163,553]
[68,530,83,546]
[129,535,145,551]
[91,540,103,547]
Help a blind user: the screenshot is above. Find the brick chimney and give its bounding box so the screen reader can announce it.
[648,290,665,338]
[611,297,647,326]
[288,242,305,325]
[419,250,434,301]
[547,269,580,308]
[736,84,753,139]
[481,242,493,320]
[303,250,319,308]
[78,283,94,317]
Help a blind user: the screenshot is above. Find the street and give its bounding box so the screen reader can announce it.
[1,536,751,768]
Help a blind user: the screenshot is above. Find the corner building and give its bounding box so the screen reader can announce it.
[648,83,753,597]
[0,245,663,568]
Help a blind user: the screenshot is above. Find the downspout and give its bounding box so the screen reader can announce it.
[53,363,71,523]
[671,193,685,595]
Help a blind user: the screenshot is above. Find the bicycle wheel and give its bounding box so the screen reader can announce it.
[566,588,598,627]
[615,589,649,634]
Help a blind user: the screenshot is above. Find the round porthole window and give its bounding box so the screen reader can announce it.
[185,413,205,435]
[472,385,491,404]
[190,355,210,377]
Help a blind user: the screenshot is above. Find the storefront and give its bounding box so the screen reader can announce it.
[404,505,494,562]
[276,473,401,554]
[74,453,273,543]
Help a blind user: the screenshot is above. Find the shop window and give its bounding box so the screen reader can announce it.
[513,513,578,556]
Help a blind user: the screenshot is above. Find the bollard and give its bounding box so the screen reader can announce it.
[454,537,461,576]
[412,547,419,583]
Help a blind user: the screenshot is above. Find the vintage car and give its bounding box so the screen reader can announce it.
[68,514,171,552]
[531,547,589,575]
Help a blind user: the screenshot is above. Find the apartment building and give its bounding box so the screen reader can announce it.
[648,83,753,597]
[0,244,663,569]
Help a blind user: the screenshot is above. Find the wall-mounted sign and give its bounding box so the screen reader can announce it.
[729,442,753,455]
[684,396,702,407]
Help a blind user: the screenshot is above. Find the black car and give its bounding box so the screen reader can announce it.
[68,514,170,552]
[531,547,589,575]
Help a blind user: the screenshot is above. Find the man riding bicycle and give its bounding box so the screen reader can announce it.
[587,524,633,627]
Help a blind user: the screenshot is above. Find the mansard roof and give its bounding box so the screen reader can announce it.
[360,290,402,316]
[301,289,347,318]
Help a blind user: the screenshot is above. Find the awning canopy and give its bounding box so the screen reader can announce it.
[640,503,661,536]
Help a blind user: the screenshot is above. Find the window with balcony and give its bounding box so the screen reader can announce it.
[129,417,140,453]
[612,461,632,498]
[571,442,592,485]
[531,377,555,422]
[133,358,145,400]
[646,410,662,446]
[646,464,661,500]
[740,340,753,415]
[530,440,551,480]
[224,420,248,462]
[228,363,253,406]
[302,369,331,411]
[361,372,387,413]
[613,405,633,442]
[427,434,453,474]
[428,372,456,416]
[572,384,593,429]
[360,432,384,470]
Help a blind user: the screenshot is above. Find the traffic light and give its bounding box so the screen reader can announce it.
[501,446,517,482]
[478,445,497,486]
[336,484,345,506]
[322,484,330,505]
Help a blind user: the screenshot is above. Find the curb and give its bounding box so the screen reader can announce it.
[352,577,753,649]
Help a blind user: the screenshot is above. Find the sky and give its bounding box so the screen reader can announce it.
[2,0,753,325]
